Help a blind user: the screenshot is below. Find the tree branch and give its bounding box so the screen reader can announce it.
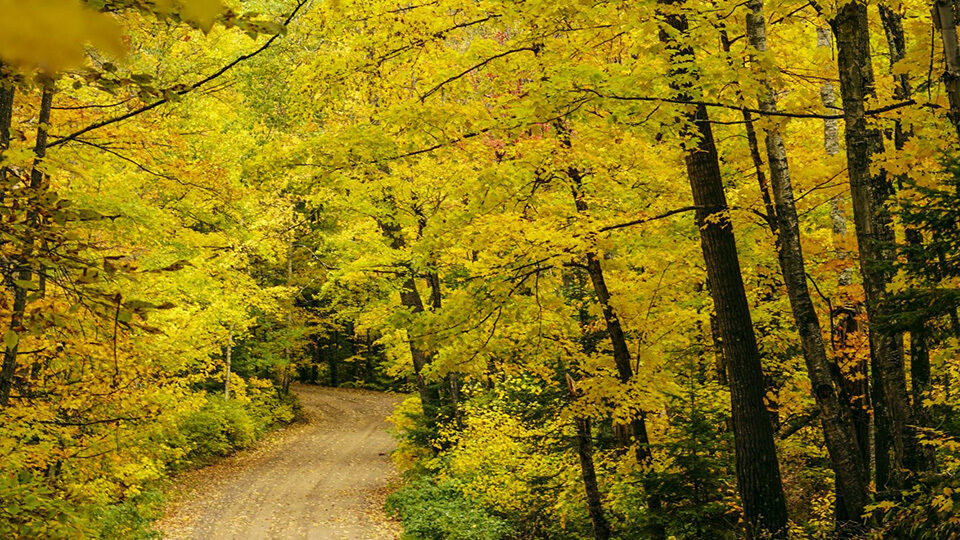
[48,0,307,149]
[579,87,916,120]
[420,45,540,102]
[598,205,699,232]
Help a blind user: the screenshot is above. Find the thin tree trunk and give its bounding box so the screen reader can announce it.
[561,131,666,539]
[818,27,843,157]
[0,81,53,407]
[717,29,777,235]
[830,1,921,488]
[426,270,461,427]
[657,6,789,535]
[0,63,13,156]
[281,240,295,393]
[745,0,869,523]
[224,331,233,399]
[574,416,612,540]
[563,278,614,540]
[0,64,15,285]
[905,228,935,468]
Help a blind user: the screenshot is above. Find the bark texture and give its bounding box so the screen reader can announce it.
[573,415,612,540]
[880,2,937,473]
[934,0,960,139]
[658,5,789,535]
[0,64,12,154]
[830,1,920,488]
[745,0,869,522]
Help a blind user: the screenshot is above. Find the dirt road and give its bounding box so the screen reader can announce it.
[158,385,402,540]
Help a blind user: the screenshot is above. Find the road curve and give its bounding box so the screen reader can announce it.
[158,384,402,540]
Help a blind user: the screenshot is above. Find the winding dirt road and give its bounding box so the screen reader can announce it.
[158,384,402,539]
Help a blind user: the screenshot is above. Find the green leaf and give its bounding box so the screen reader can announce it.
[4,330,19,351]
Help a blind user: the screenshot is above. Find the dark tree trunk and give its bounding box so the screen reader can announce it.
[0,65,15,291]
[398,273,443,427]
[563,273,614,540]
[426,270,462,428]
[224,331,232,398]
[909,316,933,451]
[831,1,921,488]
[574,416,612,540]
[818,26,870,477]
[879,5,937,473]
[745,0,869,523]
[934,0,960,140]
[328,337,339,386]
[658,6,789,535]
[561,132,665,539]
[0,82,53,407]
[0,64,12,154]
[378,218,443,428]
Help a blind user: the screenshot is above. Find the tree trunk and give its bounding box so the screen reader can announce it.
[0,63,13,155]
[399,273,442,427]
[224,331,233,399]
[0,82,53,407]
[880,2,938,474]
[934,0,960,140]
[745,0,869,523]
[574,416,612,540]
[818,27,843,156]
[426,270,462,427]
[379,219,443,428]
[561,133,665,539]
[658,7,789,535]
[830,1,921,488]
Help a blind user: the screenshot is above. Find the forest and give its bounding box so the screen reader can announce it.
[2,0,960,538]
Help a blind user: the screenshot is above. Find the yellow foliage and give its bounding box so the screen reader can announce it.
[0,0,123,72]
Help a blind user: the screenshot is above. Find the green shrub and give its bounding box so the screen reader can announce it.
[178,397,259,461]
[0,472,87,539]
[179,404,232,460]
[386,478,514,540]
[92,489,163,540]
[220,400,256,450]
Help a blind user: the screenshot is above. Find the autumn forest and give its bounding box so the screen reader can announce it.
[2,0,960,538]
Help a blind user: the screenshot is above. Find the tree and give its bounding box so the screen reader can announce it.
[658,1,789,534]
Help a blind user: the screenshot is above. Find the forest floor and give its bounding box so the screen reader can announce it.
[157,384,403,539]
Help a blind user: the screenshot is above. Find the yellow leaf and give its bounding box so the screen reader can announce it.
[178,0,225,33]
